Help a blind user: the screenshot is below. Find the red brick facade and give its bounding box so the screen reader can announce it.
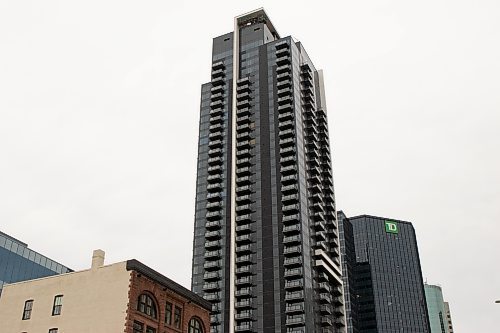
[124,271,210,333]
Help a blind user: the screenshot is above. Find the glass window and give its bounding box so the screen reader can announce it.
[133,321,144,333]
[22,300,33,320]
[52,295,63,316]
[137,293,157,318]
[48,329,58,333]
[146,326,156,333]
[165,302,172,325]
[188,317,204,333]
[174,306,182,328]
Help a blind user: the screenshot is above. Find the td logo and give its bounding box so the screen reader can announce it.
[385,221,399,234]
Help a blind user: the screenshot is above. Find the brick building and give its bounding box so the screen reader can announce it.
[0,250,211,333]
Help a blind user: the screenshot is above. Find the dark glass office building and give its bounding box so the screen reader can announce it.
[0,230,72,295]
[191,9,345,333]
[339,214,430,333]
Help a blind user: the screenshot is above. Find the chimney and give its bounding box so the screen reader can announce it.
[91,249,105,269]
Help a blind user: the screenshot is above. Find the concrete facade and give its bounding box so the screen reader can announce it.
[0,251,210,333]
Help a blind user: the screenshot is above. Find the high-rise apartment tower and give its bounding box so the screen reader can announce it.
[191,9,345,333]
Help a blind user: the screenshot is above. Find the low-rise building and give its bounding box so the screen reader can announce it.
[0,250,211,333]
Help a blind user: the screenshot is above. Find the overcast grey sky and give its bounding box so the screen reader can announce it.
[1,0,499,331]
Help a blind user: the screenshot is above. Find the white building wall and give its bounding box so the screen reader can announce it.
[0,261,131,333]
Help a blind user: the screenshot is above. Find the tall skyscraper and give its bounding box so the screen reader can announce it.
[424,283,453,333]
[338,214,430,332]
[191,9,345,333]
[0,230,72,294]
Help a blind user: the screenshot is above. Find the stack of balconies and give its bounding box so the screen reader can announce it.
[276,41,306,333]
[234,76,255,333]
[205,60,225,333]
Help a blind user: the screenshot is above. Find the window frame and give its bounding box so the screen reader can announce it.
[188,317,204,333]
[52,295,63,316]
[165,301,173,325]
[22,299,34,320]
[174,306,182,329]
[48,329,58,333]
[133,320,144,333]
[137,293,158,319]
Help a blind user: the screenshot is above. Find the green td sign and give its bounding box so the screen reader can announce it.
[385,221,399,234]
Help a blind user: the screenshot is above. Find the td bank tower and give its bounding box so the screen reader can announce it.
[191,9,345,333]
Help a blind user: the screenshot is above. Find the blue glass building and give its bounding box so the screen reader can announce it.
[0,230,72,294]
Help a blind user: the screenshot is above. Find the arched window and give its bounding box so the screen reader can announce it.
[188,317,204,333]
[137,293,157,318]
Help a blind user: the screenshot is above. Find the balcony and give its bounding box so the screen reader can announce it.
[235,244,252,254]
[237,107,251,117]
[276,55,291,65]
[203,271,221,281]
[286,314,305,327]
[277,87,293,97]
[321,317,333,327]
[282,214,300,224]
[235,265,252,276]
[285,290,304,300]
[235,276,252,286]
[284,257,302,267]
[279,120,294,131]
[205,220,221,231]
[235,213,251,223]
[235,234,252,244]
[235,311,252,320]
[204,240,221,250]
[320,305,333,315]
[281,183,299,195]
[236,223,252,233]
[234,299,253,309]
[236,148,251,158]
[279,128,294,139]
[284,268,303,279]
[204,260,221,270]
[277,78,292,88]
[206,201,221,211]
[204,250,222,259]
[235,204,252,214]
[280,155,296,166]
[235,322,253,332]
[282,203,300,214]
[207,173,222,183]
[236,158,251,167]
[276,46,290,55]
[236,114,251,125]
[319,293,332,304]
[282,193,299,203]
[209,130,223,140]
[236,185,252,195]
[203,282,220,292]
[236,167,251,178]
[283,246,301,256]
[205,230,221,240]
[283,235,301,245]
[206,210,221,221]
[235,254,253,264]
[277,95,293,105]
[278,111,294,122]
[284,279,303,290]
[205,292,221,302]
[277,64,292,74]
[283,224,300,235]
[281,174,297,185]
[235,288,251,297]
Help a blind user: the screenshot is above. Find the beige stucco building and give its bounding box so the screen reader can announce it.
[0,250,211,333]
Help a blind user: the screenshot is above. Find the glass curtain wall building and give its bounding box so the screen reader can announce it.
[0,231,72,294]
[424,283,452,333]
[339,214,430,333]
[191,9,345,333]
